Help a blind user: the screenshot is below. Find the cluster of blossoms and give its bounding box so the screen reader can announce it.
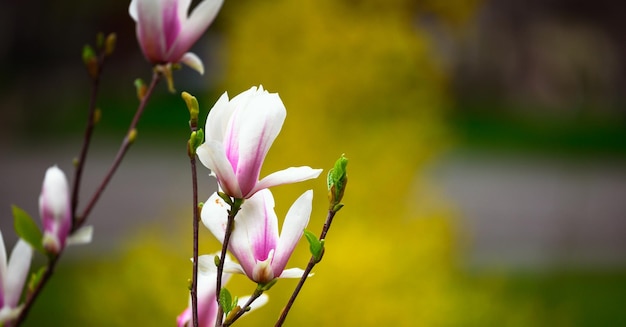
[1,166,92,325]
[129,1,330,324]
[178,85,323,326]
[3,0,346,326]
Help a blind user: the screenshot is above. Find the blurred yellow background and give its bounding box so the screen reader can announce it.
[1,0,625,326]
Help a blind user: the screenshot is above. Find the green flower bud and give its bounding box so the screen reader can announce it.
[134,78,147,101]
[104,33,117,56]
[181,91,200,129]
[327,154,348,210]
[82,44,98,79]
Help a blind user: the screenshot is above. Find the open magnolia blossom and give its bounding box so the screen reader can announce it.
[129,0,223,74]
[197,85,322,199]
[177,252,268,327]
[39,166,92,255]
[202,189,313,284]
[0,230,33,324]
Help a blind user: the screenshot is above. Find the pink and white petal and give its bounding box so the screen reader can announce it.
[134,0,169,61]
[229,190,279,277]
[176,307,191,327]
[278,268,309,279]
[196,140,242,198]
[233,93,287,197]
[169,0,223,60]
[180,52,204,75]
[196,264,220,327]
[253,167,323,195]
[175,0,193,23]
[273,190,312,275]
[5,240,32,307]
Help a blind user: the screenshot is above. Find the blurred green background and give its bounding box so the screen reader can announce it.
[1,0,626,326]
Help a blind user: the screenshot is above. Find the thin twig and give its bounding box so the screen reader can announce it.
[15,71,162,327]
[71,53,105,219]
[188,129,200,327]
[223,289,264,327]
[74,70,161,231]
[215,198,242,327]
[275,209,338,327]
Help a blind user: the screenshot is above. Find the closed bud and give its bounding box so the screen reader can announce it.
[39,166,72,255]
[181,91,200,129]
[82,45,98,79]
[104,33,116,56]
[327,154,348,210]
[134,78,147,101]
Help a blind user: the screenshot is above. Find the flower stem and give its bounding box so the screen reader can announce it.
[274,208,338,327]
[215,198,243,327]
[188,126,200,327]
[73,70,161,231]
[71,51,106,220]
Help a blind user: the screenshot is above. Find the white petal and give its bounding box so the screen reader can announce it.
[5,240,32,308]
[196,141,242,198]
[273,190,313,274]
[0,230,8,294]
[253,167,323,195]
[66,225,93,246]
[204,91,233,143]
[201,192,230,244]
[278,268,310,279]
[128,0,139,21]
[237,293,269,313]
[180,52,204,75]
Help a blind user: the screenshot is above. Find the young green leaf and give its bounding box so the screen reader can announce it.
[303,229,324,263]
[12,205,45,253]
[28,266,47,293]
[220,287,234,316]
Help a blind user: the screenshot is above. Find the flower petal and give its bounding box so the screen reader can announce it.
[180,52,204,75]
[204,92,233,144]
[238,293,269,313]
[169,0,223,61]
[66,225,93,246]
[132,0,169,62]
[252,167,323,195]
[231,91,286,197]
[0,230,7,305]
[4,240,32,308]
[273,190,313,275]
[197,141,242,198]
[278,268,308,279]
[229,189,279,279]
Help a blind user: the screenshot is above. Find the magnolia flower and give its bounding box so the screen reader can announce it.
[177,253,268,327]
[129,0,223,74]
[0,230,33,323]
[39,166,72,254]
[196,86,323,199]
[202,189,313,284]
[39,166,92,255]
